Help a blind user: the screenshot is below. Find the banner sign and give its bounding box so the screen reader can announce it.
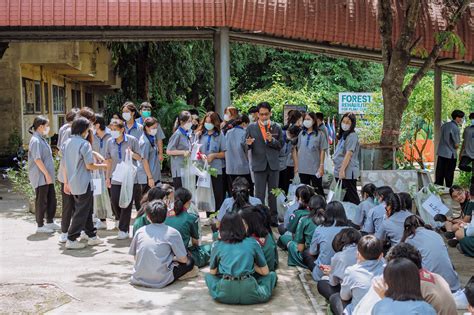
[338,92,374,114]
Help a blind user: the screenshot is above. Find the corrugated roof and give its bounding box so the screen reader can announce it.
[0,0,473,63]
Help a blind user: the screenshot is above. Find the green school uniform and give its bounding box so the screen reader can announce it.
[165,210,211,267]
[287,216,317,268]
[252,234,279,272]
[205,237,278,305]
[278,209,310,250]
[133,214,150,236]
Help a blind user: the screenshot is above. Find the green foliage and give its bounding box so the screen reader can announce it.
[455,170,472,189]
[7,129,23,155]
[435,31,466,57]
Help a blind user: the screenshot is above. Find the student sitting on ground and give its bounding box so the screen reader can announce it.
[133,184,174,236]
[205,212,277,305]
[465,280,474,315]
[278,185,314,249]
[317,228,361,306]
[240,205,279,272]
[401,215,462,293]
[217,176,261,222]
[129,200,195,288]
[372,258,436,315]
[329,235,385,315]
[286,195,326,268]
[278,184,306,235]
[165,188,211,268]
[353,183,376,229]
[306,201,350,281]
[361,186,393,234]
[375,193,413,247]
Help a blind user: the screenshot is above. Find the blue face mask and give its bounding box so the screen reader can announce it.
[374,198,380,206]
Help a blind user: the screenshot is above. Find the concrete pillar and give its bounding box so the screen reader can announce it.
[434,66,442,169]
[213,27,231,116]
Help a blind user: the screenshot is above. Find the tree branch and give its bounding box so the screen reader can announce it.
[395,0,422,52]
[378,0,394,73]
[403,0,470,99]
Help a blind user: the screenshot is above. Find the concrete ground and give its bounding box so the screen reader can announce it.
[0,180,321,314]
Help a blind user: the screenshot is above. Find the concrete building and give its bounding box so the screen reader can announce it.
[0,42,120,155]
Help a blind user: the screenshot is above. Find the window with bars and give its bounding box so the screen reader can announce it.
[53,85,65,113]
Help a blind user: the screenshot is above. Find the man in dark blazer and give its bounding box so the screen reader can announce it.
[244,102,283,225]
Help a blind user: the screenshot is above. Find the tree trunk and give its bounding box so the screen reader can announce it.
[136,43,149,102]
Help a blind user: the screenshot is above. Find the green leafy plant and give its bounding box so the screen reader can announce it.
[271,188,285,197]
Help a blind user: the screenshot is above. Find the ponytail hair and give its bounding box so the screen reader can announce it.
[308,195,326,225]
[29,116,49,134]
[401,215,431,242]
[231,186,250,212]
[173,187,192,216]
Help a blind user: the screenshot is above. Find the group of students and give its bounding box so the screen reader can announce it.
[27,101,473,311]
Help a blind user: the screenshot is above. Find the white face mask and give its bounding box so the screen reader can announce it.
[111,130,121,139]
[224,114,230,121]
[122,112,132,122]
[303,119,313,129]
[183,122,193,131]
[249,116,255,123]
[261,119,270,125]
[204,123,214,131]
[471,119,474,125]
[341,123,351,132]
[148,128,158,136]
[42,126,50,136]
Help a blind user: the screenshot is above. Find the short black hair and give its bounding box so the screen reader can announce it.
[469,112,474,120]
[451,110,465,120]
[465,279,474,308]
[315,112,324,121]
[397,192,412,211]
[375,186,394,202]
[288,124,302,138]
[386,243,422,269]
[240,207,269,238]
[234,114,250,126]
[173,187,192,216]
[323,201,348,227]
[219,212,247,243]
[30,115,49,132]
[188,108,199,116]
[71,117,91,136]
[384,258,423,301]
[361,183,376,198]
[257,102,272,112]
[298,185,314,207]
[357,235,383,260]
[66,108,79,123]
[145,200,168,224]
[94,114,106,131]
[449,185,464,197]
[385,193,402,217]
[248,106,258,114]
[333,228,362,252]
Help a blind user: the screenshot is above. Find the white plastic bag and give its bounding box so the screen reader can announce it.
[329,180,346,202]
[276,192,287,222]
[119,150,137,208]
[181,158,197,198]
[288,173,302,202]
[415,186,447,228]
[322,152,335,189]
[93,170,113,219]
[195,161,215,212]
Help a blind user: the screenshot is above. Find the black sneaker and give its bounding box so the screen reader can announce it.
[447,239,459,247]
[434,214,448,223]
[444,231,456,239]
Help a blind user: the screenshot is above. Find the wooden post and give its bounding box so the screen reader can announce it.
[433,66,442,171]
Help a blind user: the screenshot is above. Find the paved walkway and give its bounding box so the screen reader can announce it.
[0,179,321,314]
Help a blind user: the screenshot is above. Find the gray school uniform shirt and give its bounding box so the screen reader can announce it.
[340,259,385,314]
[57,126,72,183]
[333,132,360,179]
[125,121,144,140]
[372,298,436,315]
[217,196,262,221]
[405,227,461,292]
[92,132,111,158]
[354,197,375,227]
[310,225,348,281]
[375,210,412,246]
[437,120,461,159]
[28,132,55,189]
[297,129,329,175]
[57,123,70,149]
[63,135,94,195]
[461,125,474,159]
[225,126,250,175]
[167,128,192,178]
[137,132,165,184]
[195,131,226,175]
[279,136,292,171]
[362,203,385,234]
[329,244,358,286]
[129,223,187,288]
[105,134,140,185]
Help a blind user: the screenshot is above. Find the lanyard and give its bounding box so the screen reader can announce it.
[178,127,188,138]
[99,136,104,149]
[126,121,137,135]
[305,130,315,148]
[207,134,212,152]
[146,134,158,157]
[115,135,127,161]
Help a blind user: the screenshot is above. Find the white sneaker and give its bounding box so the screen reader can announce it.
[65,240,87,250]
[45,222,61,231]
[95,220,107,230]
[36,226,54,233]
[58,233,68,243]
[117,231,129,240]
[87,236,104,246]
[80,231,89,242]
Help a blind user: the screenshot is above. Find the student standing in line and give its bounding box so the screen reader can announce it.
[361,186,394,234]
[294,112,328,197]
[166,111,193,189]
[315,112,329,140]
[91,114,111,230]
[353,183,376,228]
[333,113,361,205]
[459,112,474,196]
[435,110,465,187]
[401,215,462,293]
[62,117,107,249]
[245,102,284,226]
[105,119,142,240]
[28,116,59,233]
[278,110,302,194]
[137,117,165,195]
[57,108,79,149]
[225,115,253,194]
[129,200,196,288]
[136,101,152,125]
[194,112,227,212]
[372,258,436,315]
[221,106,239,135]
[205,212,277,305]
